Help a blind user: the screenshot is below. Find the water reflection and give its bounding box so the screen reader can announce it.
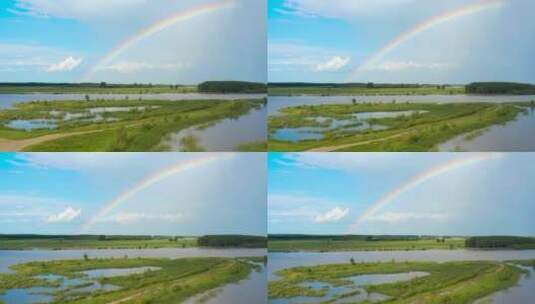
[439,107,535,151]
[163,106,266,151]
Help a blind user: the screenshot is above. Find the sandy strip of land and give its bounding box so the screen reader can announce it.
[306,132,410,152]
[0,130,101,151]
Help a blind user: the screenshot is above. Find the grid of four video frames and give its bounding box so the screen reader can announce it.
[1,0,534,303]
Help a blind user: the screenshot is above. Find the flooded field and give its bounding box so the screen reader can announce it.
[270,110,423,142]
[0,248,266,304]
[269,250,535,304]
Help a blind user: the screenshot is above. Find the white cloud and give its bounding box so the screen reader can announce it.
[362,61,451,72]
[106,212,183,224]
[47,56,83,72]
[47,207,81,223]
[11,0,148,19]
[315,56,350,72]
[269,194,351,224]
[366,212,448,224]
[314,207,349,223]
[281,0,413,19]
[269,42,351,73]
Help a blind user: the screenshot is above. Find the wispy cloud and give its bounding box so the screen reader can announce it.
[315,56,350,72]
[362,61,451,72]
[269,194,351,224]
[314,207,349,223]
[365,211,449,224]
[47,207,82,223]
[102,212,183,224]
[97,61,189,74]
[47,56,83,72]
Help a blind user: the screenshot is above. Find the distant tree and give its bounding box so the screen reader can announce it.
[350,258,356,265]
[85,94,90,102]
[83,253,89,261]
[367,82,374,88]
[100,82,107,88]
[352,98,356,105]
[98,235,106,241]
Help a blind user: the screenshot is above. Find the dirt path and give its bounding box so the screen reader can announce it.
[107,291,145,304]
[0,130,101,151]
[306,131,411,152]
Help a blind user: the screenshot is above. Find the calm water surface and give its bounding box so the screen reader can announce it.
[439,107,535,151]
[0,93,266,109]
[185,262,267,304]
[163,106,266,151]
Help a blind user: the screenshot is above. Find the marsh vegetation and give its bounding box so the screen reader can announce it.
[0,98,265,152]
[0,256,262,304]
[268,102,525,152]
[269,260,528,304]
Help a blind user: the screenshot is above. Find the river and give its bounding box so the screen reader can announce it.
[268,95,535,115]
[0,93,266,109]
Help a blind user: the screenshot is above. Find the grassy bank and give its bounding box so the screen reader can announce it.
[269,260,523,304]
[268,102,522,152]
[0,83,197,94]
[0,98,265,151]
[269,238,465,252]
[0,256,260,304]
[0,238,197,250]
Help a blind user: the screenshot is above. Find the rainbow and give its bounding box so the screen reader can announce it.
[349,0,505,79]
[81,0,235,81]
[346,153,502,233]
[80,154,233,232]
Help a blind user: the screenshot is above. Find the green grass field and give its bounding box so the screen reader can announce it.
[0,85,197,94]
[0,256,262,304]
[0,98,265,151]
[269,260,525,304]
[268,102,522,152]
[268,86,465,96]
[0,238,198,250]
[268,238,465,252]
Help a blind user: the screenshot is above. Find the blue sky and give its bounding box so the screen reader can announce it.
[0,0,266,83]
[268,0,535,83]
[269,153,535,236]
[0,153,266,236]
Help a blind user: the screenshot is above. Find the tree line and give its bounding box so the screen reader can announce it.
[465,82,535,95]
[197,81,267,93]
[197,235,267,248]
[465,236,535,248]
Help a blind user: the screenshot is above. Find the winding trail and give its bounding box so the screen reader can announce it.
[0,130,102,151]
